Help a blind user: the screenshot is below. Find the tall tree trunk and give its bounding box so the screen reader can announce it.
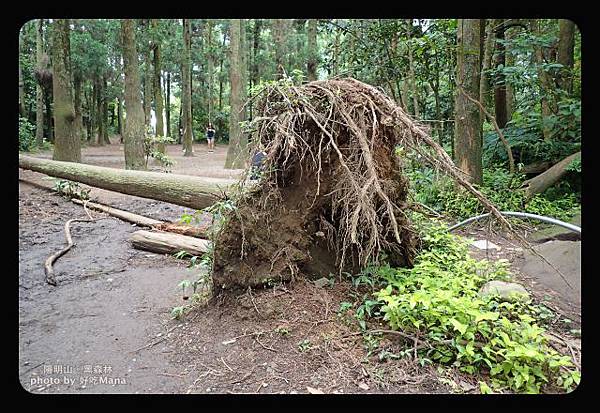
[225,19,248,169]
[35,19,45,145]
[332,27,340,76]
[454,19,482,184]
[44,89,53,142]
[273,19,286,79]
[117,96,123,138]
[307,19,318,81]
[557,19,575,94]
[143,48,152,131]
[405,20,420,118]
[152,19,165,153]
[102,74,110,144]
[121,19,146,170]
[206,20,214,124]
[182,19,194,156]
[50,19,80,162]
[505,26,516,120]
[19,30,27,119]
[73,72,84,141]
[218,29,227,112]
[165,71,171,138]
[479,19,495,113]
[493,20,508,129]
[96,76,104,146]
[531,19,556,140]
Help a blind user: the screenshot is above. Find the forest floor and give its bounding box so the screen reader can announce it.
[18,138,580,394]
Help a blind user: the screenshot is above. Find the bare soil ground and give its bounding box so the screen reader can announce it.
[18,139,580,394]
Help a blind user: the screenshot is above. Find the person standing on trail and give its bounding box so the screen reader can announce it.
[206,123,216,152]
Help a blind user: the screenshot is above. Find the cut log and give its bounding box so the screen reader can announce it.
[19,155,235,210]
[521,151,580,200]
[129,230,211,256]
[72,198,162,227]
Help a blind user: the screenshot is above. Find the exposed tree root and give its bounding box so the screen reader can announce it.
[208,78,574,290]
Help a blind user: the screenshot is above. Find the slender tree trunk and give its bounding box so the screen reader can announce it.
[505,26,516,120]
[117,96,123,138]
[96,76,104,146]
[19,31,27,118]
[218,29,227,113]
[479,19,495,113]
[35,19,45,145]
[206,20,214,124]
[143,48,152,131]
[121,19,146,170]
[165,71,171,138]
[50,19,80,162]
[557,19,575,94]
[182,19,194,156]
[405,20,420,118]
[307,19,318,81]
[44,89,53,142]
[493,20,508,129]
[273,19,286,79]
[152,19,165,153]
[531,19,556,140]
[225,19,247,169]
[454,19,482,184]
[102,74,110,144]
[73,72,84,141]
[332,27,340,76]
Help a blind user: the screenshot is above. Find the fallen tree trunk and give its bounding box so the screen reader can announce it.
[19,155,234,210]
[522,160,552,175]
[521,151,580,199]
[129,230,211,256]
[71,199,162,227]
[73,199,210,237]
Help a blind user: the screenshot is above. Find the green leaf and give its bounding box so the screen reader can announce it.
[449,318,468,335]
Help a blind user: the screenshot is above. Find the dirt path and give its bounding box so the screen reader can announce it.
[19,142,450,394]
[18,181,448,394]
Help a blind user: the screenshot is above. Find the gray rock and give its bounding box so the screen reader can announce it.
[470,239,501,250]
[313,277,331,288]
[478,280,530,301]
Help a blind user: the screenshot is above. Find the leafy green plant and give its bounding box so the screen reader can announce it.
[52,179,91,200]
[275,327,290,337]
[370,222,579,393]
[19,117,37,152]
[143,134,176,171]
[297,339,313,352]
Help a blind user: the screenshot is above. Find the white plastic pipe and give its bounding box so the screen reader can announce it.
[448,211,581,234]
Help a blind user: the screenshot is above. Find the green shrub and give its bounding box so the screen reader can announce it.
[371,222,579,393]
[409,167,579,222]
[19,117,36,152]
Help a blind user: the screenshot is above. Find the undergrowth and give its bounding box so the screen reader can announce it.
[170,198,237,320]
[348,217,580,394]
[408,167,579,222]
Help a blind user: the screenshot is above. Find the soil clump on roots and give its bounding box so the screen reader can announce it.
[212,77,514,290]
[212,78,426,290]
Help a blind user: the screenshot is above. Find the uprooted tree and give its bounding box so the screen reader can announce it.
[209,77,523,290]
